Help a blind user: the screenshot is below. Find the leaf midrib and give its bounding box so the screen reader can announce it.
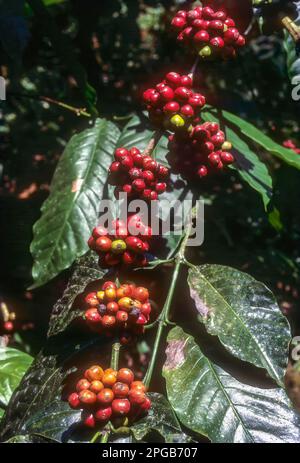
[190,266,283,387]
[32,120,111,281]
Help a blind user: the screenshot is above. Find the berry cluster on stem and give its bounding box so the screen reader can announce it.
[168,121,235,179]
[171,4,245,59]
[84,281,152,345]
[109,146,169,200]
[88,216,152,268]
[143,71,206,131]
[68,366,151,429]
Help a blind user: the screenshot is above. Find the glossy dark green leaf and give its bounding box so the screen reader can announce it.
[30,118,120,288]
[47,251,106,337]
[163,327,300,443]
[283,4,300,83]
[202,110,273,210]
[0,347,33,411]
[22,400,81,443]
[0,253,110,441]
[0,336,106,441]
[117,114,169,165]
[131,393,190,443]
[188,264,291,387]
[117,114,154,151]
[4,434,57,443]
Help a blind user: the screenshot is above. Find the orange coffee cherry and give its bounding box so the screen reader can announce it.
[84,365,104,382]
[97,388,114,404]
[117,368,134,385]
[76,379,91,392]
[89,380,104,394]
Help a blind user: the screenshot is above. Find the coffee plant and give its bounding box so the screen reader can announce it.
[1,0,300,444]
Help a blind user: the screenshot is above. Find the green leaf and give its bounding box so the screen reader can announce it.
[47,251,106,337]
[188,265,291,387]
[117,114,154,151]
[202,110,273,210]
[117,114,169,165]
[283,3,300,84]
[208,108,300,170]
[0,336,107,441]
[163,327,300,443]
[4,434,56,443]
[131,393,190,443]
[0,255,109,441]
[23,400,81,443]
[0,347,33,412]
[30,118,120,288]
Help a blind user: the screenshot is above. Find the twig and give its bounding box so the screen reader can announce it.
[143,211,195,388]
[110,342,121,370]
[190,56,200,78]
[142,131,163,157]
[8,92,91,118]
[282,17,300,42]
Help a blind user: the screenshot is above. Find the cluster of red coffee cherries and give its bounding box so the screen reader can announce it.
[68,366,151,428]
[143,72,206,131]
[109,147,169,200]
[84,281,152,344]
[171,5,245,59]
[88,216,152,268]
[168,122,235,179]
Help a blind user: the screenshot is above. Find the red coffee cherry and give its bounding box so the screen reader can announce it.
[115,147,129,160]
[133,287,149,303]
[171,16,187,29]
[95,236,112,252]
[95,406,112,422]
[97,388,114,405]
[125,236,145,254]
[84,365,104,382]
[83,413,96,428]
[106,302,119,315]
[128,388,146,405]
[112,382,130,398]
[140,396,152,411]
[111,399,131,416]
[131,381,147,392]
[85,292,99,307]
[166,72,182,86]
[79,389,97,405]
[68,392,80,409]
[117,368,134,385]
[76,379,91,392]
[85,308,101,324]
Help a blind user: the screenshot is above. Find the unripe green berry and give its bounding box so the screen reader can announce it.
[222,141,233,151]
[111,239,127,255]
[199,46,212,58]
[170,114,185,128]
